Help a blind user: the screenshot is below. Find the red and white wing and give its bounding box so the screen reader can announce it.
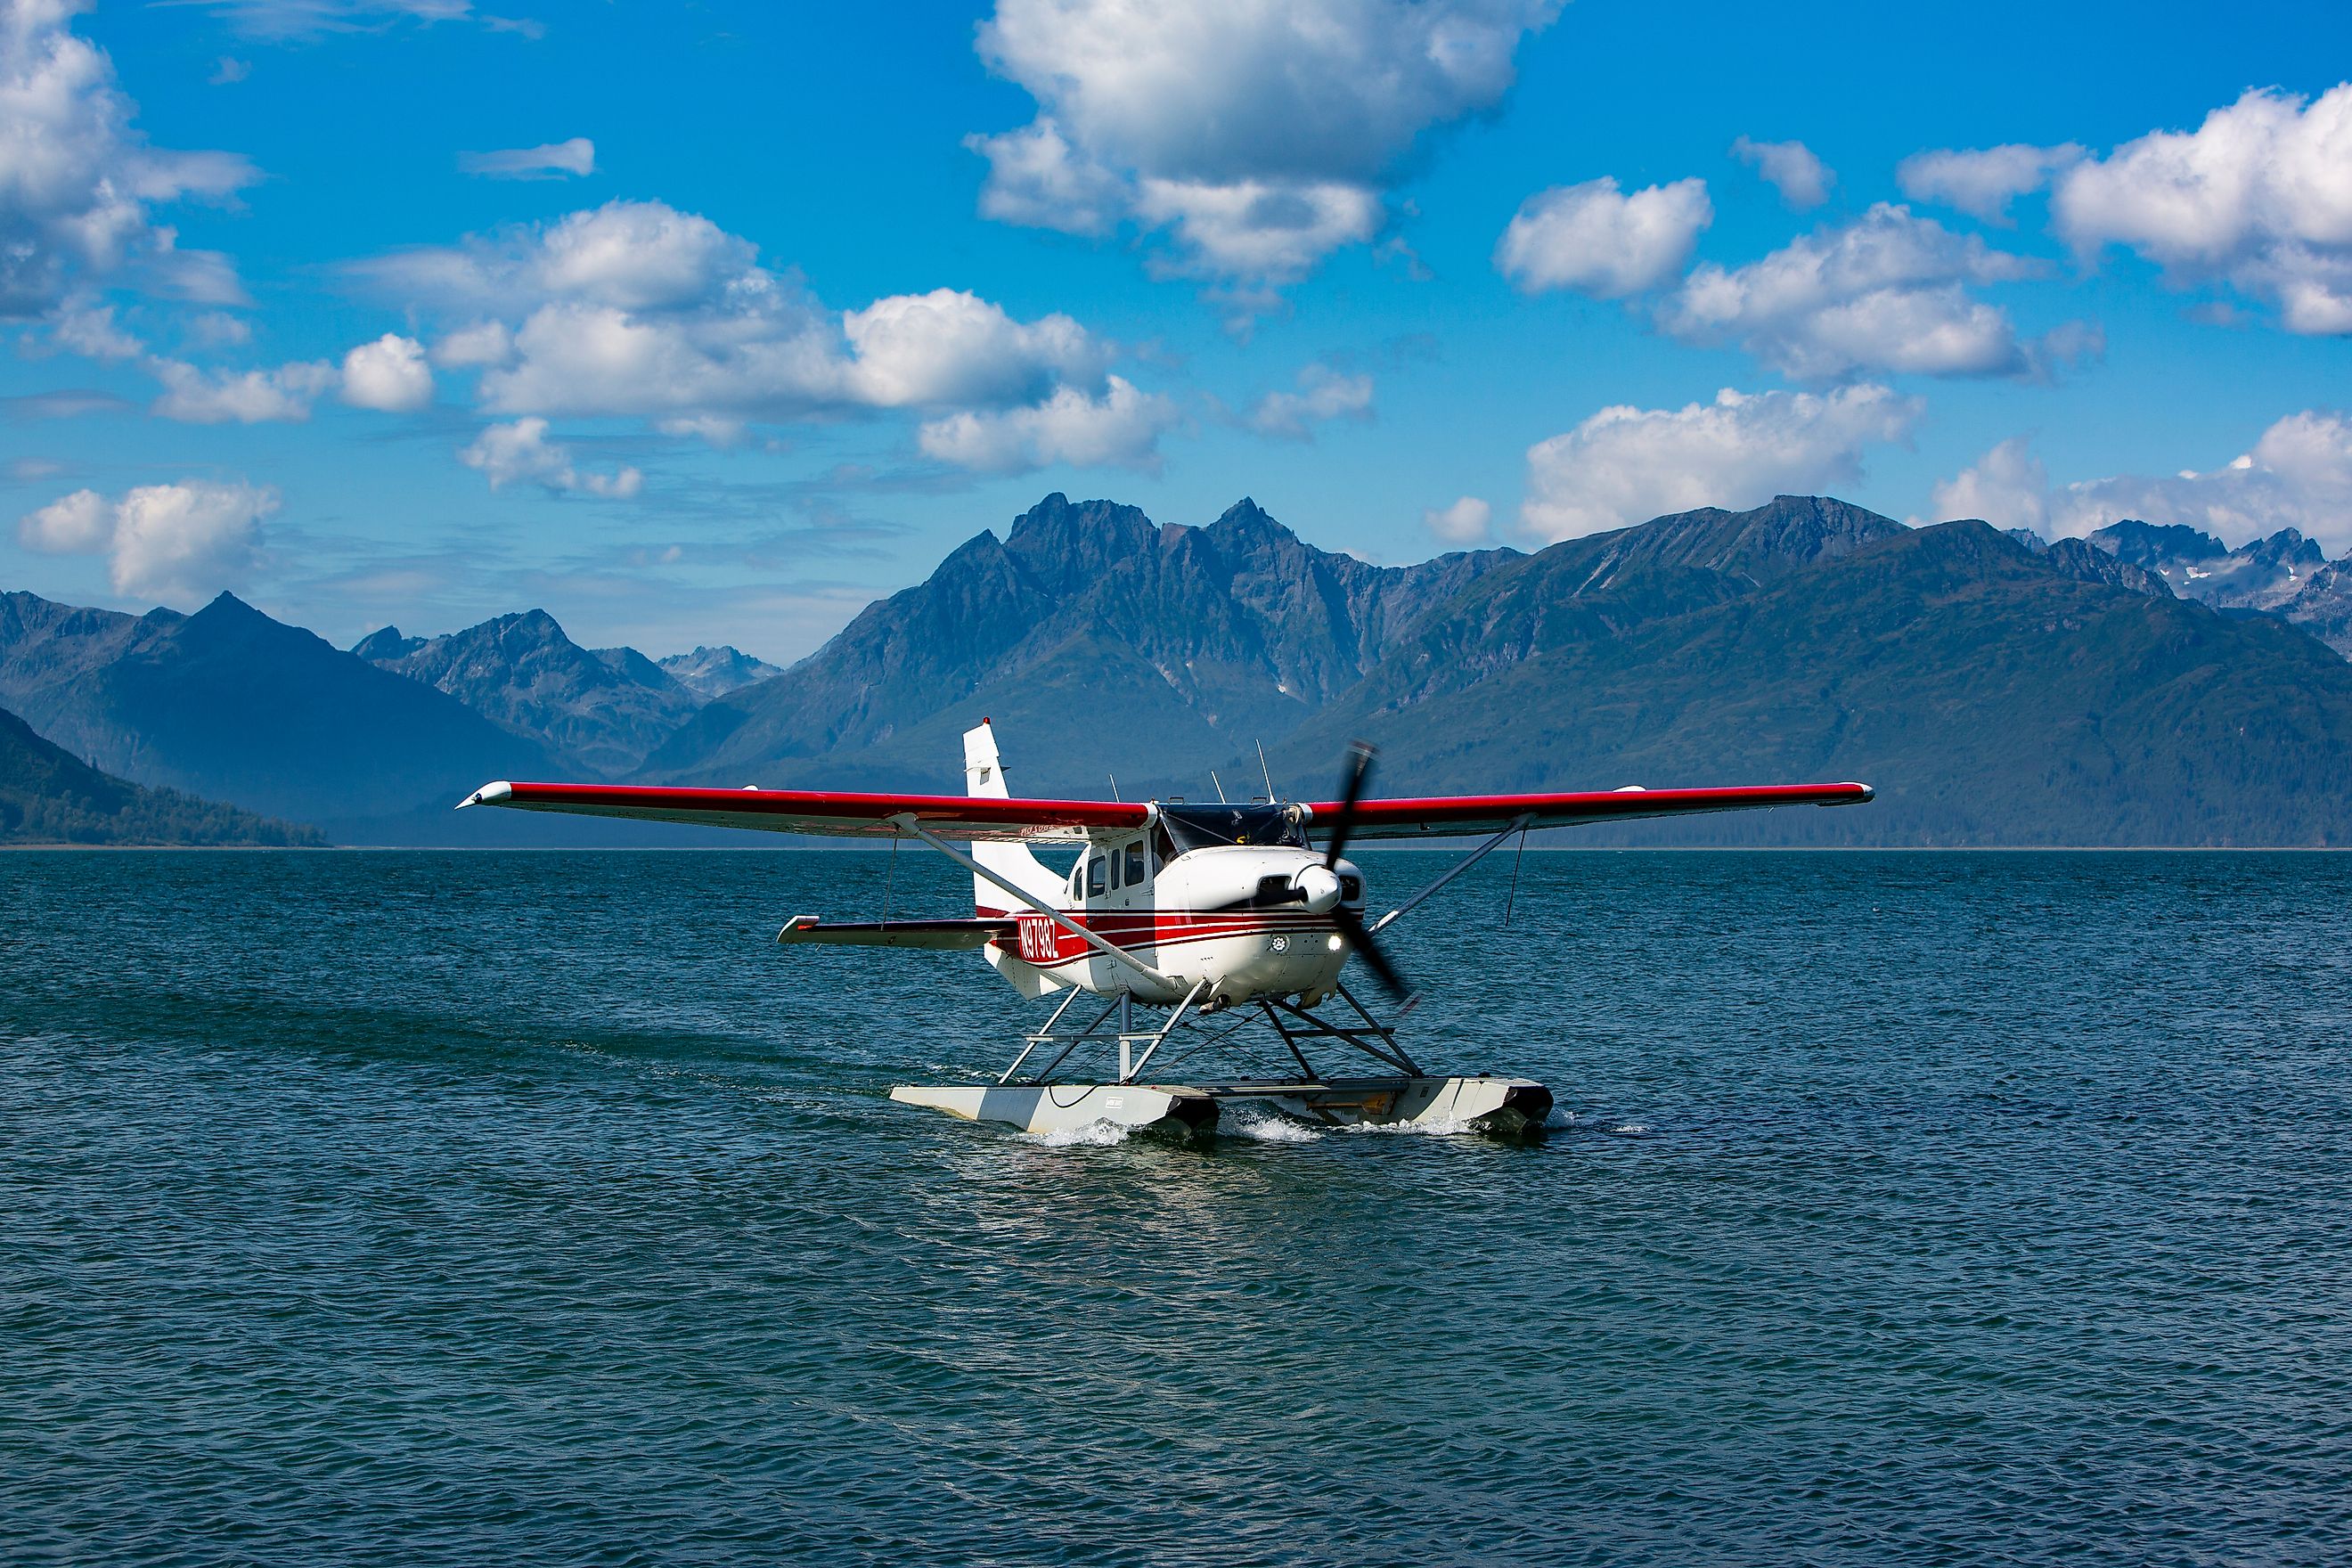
[1308,781,1874,839]
[458,780,1150,842]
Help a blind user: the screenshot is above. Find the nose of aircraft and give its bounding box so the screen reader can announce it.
[1292,862,1343,914]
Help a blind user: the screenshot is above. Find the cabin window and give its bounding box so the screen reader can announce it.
[1085,852,1107,898]
[1108,849,1123,891]
[1123,842,1147,888]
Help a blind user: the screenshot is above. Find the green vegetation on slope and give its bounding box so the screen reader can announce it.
[0,706,323,846]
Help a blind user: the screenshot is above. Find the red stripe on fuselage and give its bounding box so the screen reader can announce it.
[979,907,1342,969]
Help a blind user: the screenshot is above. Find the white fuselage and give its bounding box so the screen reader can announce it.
[980,839,1364,1009]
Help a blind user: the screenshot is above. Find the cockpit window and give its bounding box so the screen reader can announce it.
[1159,804,1310,854]
[1085,852,1107,898]
[1123,842,1147,886]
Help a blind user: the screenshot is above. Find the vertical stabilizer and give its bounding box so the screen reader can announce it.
[961,722,1063,915]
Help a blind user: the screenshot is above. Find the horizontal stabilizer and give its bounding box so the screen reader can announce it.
[776,915,1014,950]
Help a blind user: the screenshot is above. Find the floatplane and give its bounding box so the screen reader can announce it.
[460,723,1871,1138]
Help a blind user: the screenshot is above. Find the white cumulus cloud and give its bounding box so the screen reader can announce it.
[355,200,1162,468]
[1898,143,2084,225]
[1924,435,2053,536]
[1929,414,2352,554]
[1732,136,1833,209]
[2053,83,2352,335]
[17,478,276,603]
[47,299,143,359]
[150,356,336,422]
[963,118,1125,234]
[840,288,1107,408]
[191,310,251,345]
[1496,176,1712,298]
[1248,363,1374,439]
[430,319,512,367]
[457,137,595,180]
[1131,176,1384,285]
[1658,203,2057,380]
[1522,384,1922,542]
[968,0,1561,288]
[367,200,1117,421]
[339,332,433,411]
[460,417,642,497]
[918,375,1177,474]
[1424,495,1492,544]
[17,486,113,553]
[0,0,259,320]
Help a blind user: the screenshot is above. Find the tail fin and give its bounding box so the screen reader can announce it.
[962,721,1061,914]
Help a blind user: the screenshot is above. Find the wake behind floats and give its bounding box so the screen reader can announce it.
[461,723,1872,1138]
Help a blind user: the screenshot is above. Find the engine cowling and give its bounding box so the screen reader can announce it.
[1291,862,1343,914]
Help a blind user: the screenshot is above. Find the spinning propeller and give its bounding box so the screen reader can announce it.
[1315,742,1411,1003]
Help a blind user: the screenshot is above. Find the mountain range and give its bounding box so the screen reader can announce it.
[6,491,2352,845]
[0,589,771,842]
[1254,513,2352,845]
[353,611,702,779]
[642,494,1513,793]
[2071,520,2352,657]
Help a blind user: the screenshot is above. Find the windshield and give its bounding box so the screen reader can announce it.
[1159,803,1309,853]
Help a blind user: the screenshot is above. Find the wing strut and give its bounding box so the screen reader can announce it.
[891,814,1173,990]
[1368,813,1536,935]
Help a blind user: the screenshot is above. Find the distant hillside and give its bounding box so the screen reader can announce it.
[0,705,322,845]
[1246,518,2352,845]
[642,494,1517,794]
[353,609,699,777]
[0,591,566,835]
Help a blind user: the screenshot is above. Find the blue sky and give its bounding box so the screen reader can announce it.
[4,0,2349,664]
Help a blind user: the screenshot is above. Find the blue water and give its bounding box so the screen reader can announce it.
[4,849,2349,1566]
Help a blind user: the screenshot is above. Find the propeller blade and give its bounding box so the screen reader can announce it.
[1322,741,1376,870]
[1334,906,1410,1001]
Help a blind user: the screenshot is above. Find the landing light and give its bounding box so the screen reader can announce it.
[1327,935,1344,951]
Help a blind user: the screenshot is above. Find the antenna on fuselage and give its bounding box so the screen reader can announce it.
[1109,774,1121,802]
[1256,739,1277,802]
[1210,771,1229,804]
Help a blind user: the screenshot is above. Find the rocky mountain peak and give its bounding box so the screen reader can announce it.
[657,645,783,700]
[2092,519,2229,568]
[2243,528,2325,572]
[2086,517,2346,639]
[1204,496,1289,543]
[2046,536,2176,597]
[1000,494,1160,592]
[353,608,698,778]
[1564,493,1906,592]
[351,625,423,663]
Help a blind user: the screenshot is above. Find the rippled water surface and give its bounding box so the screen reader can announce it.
[5,849,2350,1566]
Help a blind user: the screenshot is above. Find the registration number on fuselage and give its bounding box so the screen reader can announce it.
[1017,913,1060,963]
